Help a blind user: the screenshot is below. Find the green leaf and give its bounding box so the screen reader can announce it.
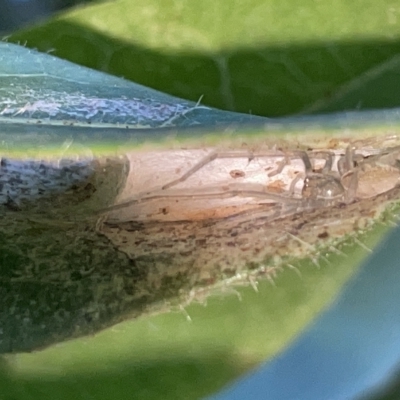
[8,0,400,116]
[2,1,400,399]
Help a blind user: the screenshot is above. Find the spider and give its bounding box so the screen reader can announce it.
[99,144,400,217]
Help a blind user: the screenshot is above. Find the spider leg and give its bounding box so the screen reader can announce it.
[267,154,290,177]
[338,145,354,176]
[288,173,304,196]
[345,171,359,203]
[161,150,287,190]
[311,151,334,173]
[337,146,359,203]
[98,183,303,215]
[294,150,313,173]
[272,150,312,196]
[162,151,220,190]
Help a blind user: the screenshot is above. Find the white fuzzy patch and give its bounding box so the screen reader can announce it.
[0,88,194,126]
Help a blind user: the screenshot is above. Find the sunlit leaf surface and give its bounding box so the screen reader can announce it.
[2,1,400,399]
